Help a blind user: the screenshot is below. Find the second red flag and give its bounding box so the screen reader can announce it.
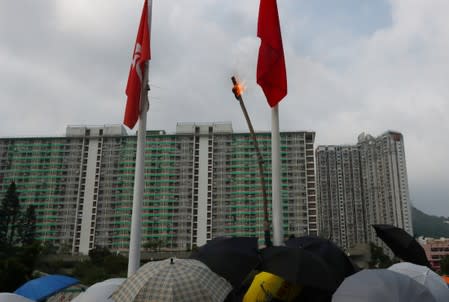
[256,0,287,108]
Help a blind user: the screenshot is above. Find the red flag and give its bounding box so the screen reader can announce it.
[124,0,151,129]
[257,0,287,107]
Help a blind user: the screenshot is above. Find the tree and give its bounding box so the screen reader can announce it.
[143,240,157,252]
[368,242,395,268]
[18,205,36,245]
[0,183,40,292]
[440,255,449,275]
[143,239,164,252]
[0,256,29,291]
[0,242,41,292]
[41,241,58,256]
[58,242,73,254]
[72,247,127,285]
[88,246,112,266]
[72,260,108,286]
[103,254,127,275]
[0,182,21,246]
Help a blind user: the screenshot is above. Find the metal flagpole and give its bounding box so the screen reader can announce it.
[127,65,149,277]
[127,0,152,277]
[271,105,283,246]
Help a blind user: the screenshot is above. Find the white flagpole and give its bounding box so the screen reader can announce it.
[127,69,148,277]
[271,105,283,245]
[127,0,152,277]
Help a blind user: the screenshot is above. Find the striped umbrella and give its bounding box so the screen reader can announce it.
[111,258,232,302]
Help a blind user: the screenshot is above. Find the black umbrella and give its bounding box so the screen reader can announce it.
[372,224,431,267]
[259,246,339,292]
[189,236,260,288]
[285,236,358,285]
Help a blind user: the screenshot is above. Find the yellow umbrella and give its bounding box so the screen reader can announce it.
[243,272,302,302]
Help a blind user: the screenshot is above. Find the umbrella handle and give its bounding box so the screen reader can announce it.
[260,282,275,301]
[265,230,273,247]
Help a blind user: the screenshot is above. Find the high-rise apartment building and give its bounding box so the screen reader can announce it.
[0,123,316,254]
[315,145,365,251]
[316,131,412,251]
[358,131,413,242]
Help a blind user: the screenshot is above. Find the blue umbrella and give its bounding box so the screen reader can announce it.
[14,274,79,302]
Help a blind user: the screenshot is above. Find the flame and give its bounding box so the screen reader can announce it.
[233,80,246,97]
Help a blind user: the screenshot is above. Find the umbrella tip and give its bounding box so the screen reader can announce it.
[170,258,174,264]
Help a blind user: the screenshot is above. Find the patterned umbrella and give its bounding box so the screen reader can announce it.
[111,258,232,302]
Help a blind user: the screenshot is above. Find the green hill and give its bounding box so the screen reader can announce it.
[412,206,449,238]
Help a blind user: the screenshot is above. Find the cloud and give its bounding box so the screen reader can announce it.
[0,0,447,214]
[303,0,449,214]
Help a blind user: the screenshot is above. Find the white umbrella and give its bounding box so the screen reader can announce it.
[71,278,125,302]
[47,284,87,302]
[0,293,34,302]
[332,269,436,302]
[389,262,449,302]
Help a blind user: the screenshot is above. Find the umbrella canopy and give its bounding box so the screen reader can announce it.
[372,224,430,267]
[285,236,358,285]
[243,271,302,302]
[14,274,79,302]
[389,262,449,302]
[259,246,338,291]
[442,275,449,288]
[111,258,232,302]
[72,278,125,302]
[332,269,436,302]
[0,293,34,302]
[189,236,260,288]
[46,284,86,302]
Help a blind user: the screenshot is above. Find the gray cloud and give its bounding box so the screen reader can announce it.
[0,0,447,215]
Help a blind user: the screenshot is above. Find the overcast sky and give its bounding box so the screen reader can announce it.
[0,0,448,216]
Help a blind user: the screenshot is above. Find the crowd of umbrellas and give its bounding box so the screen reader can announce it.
[2,224,449,302]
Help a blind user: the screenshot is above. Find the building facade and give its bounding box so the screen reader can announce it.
[316,145,365,251]
[358,131,413,243]
[0,123,316,254]
[316,131,413,251]
[418,237,449,272]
